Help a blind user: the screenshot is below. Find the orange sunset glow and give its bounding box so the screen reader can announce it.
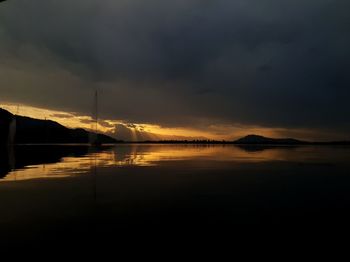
[1,0,350,250]
[0,102,326,141]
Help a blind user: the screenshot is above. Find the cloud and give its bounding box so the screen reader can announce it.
[50,113,74,119]
[0,0,349,139]
[113,124,158,141]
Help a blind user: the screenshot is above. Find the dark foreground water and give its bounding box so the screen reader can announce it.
[0,144,349,251]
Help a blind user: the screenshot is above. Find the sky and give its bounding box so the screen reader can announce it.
[0,0,349,141]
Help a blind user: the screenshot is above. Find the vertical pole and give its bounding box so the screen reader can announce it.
[95,90,98,134]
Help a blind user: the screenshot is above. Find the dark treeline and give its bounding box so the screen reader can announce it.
[125,134,350,145]
[128,140,233,144]
[126,140,350,145]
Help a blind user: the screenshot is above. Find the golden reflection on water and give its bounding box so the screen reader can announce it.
[1,144,349,182]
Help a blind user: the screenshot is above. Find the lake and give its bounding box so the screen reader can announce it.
[1,144,350,250]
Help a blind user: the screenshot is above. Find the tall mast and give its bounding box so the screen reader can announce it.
[95,89,98,134]
[90,89,101,146]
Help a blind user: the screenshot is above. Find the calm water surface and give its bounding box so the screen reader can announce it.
[1,144,349,181]
[0,144,349,249]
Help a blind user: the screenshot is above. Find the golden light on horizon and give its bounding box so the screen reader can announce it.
[0,102,225,140]
[0,102,321,141]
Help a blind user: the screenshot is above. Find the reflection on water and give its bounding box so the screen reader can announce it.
[1,144,349,181]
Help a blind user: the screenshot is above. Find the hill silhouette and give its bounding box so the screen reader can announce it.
[233,134,350,145]
[0,108,118,144]
[233,134,307,145]
[0,108,14,144]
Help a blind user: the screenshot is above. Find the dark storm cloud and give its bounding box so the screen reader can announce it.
[0,0,349,136]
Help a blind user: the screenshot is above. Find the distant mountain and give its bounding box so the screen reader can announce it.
[0,108,119,144]
[233,134,307,145]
